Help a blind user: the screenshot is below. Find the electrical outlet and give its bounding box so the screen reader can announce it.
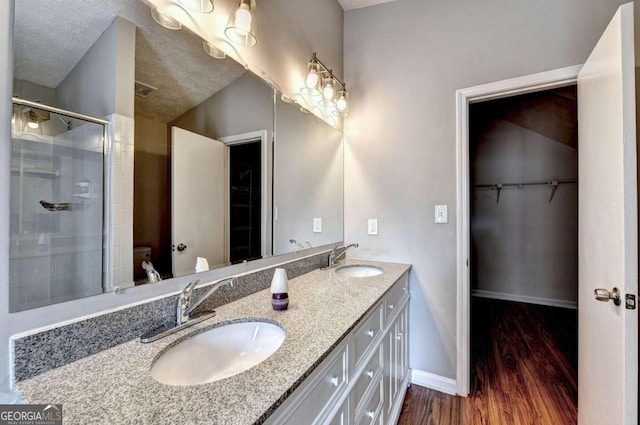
[435,205,448,224]
[368,219,378,235]
[313,217,322,233]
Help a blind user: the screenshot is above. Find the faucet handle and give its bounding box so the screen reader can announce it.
[181,280,200,297]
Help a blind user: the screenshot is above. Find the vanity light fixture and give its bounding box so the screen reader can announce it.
[300,53,349,116]
[225,0,257,47]
[178,0,214,13]
[151,6,183,30]
[203,41,226,59]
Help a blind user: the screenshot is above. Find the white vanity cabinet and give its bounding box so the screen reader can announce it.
[265,271,410,425]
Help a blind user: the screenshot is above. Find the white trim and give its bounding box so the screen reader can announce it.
[411,369,457,396]
[472,289,577,310]
[219,130,270,260]
[455,64,581,397]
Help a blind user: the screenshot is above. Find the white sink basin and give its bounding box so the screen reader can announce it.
[150,321,285,386]
[335,264,383,278]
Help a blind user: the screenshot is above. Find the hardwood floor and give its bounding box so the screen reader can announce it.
[397,298,578,425]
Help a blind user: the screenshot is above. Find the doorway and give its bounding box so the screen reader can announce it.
[229,141,262,263]
[455,65,582,395]
[467,85,579,422]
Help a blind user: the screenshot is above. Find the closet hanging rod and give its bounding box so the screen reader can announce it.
[473,179,576,189]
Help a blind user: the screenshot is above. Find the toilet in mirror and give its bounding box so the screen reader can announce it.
[9,0,344,312]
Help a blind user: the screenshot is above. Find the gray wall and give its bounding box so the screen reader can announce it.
[171,72,273,140]
[344,0,627,379]
[0,0,343,402]
[471,120,578,304]
[57,17,135,119]
[274,99,344,254]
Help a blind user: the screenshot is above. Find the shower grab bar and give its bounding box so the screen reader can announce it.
[12,97,109,126]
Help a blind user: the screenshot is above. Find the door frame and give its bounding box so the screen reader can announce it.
[218,130,270,261]
[454,64,582,396]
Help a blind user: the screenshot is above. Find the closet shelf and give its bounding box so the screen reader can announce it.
[473,179,576,203]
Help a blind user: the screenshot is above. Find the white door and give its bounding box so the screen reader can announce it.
[171,127,227,276]
[578,3,638,424]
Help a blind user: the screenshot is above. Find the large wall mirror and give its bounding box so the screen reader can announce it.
[9,0,343,312]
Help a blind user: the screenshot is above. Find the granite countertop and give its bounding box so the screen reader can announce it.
[17,259,411,425]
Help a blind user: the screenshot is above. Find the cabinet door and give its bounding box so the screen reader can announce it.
[398,306,408,383]
[385,303,409,420]
[326,397,349,425]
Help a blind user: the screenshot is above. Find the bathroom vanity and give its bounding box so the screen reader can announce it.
[15,259,411,425]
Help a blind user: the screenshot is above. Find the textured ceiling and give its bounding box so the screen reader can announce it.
[14,0,246,122]
[338,0,397,11]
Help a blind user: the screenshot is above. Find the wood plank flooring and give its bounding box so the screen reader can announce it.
[397,298,577,425]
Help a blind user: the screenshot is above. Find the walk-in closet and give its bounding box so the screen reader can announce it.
[468,86,579,424]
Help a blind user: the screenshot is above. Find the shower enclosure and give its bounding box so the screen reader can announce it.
[9,99,108,312]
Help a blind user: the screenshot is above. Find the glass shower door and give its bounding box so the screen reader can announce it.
[9,102,106,312]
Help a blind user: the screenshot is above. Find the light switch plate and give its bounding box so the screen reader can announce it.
[435,205,448,224]
[313,217,322,233]
[368,219,378,235]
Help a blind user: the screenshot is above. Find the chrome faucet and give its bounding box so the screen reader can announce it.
[326,243,359,268]
[141,260,162,283]
[176,277,237,326]
[289,239,305,251]
[140,276,238,343]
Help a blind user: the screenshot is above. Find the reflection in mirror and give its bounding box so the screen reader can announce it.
[9,101,107,312]
[274,98,344,255]
[150,71,274,281]
[10,0,344,313]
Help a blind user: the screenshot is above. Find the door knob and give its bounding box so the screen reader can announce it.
[177,243,188,252]
[594,287,621,306]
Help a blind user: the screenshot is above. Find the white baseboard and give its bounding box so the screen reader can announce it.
[472,289,577,310]
[411,369,457,395]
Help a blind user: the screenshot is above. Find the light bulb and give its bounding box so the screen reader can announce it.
[323,78,335,100]
[306,68,318,89]
[235,3,252,34]
[151,7,182,30]
[336,91,348,111]
[27,120,39,129]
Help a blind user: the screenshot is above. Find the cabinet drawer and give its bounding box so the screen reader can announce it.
[384,273,408,325]
[355,375,383,425]
[281,346,348,425]
[353,346,382,415]
[352,303,383,368]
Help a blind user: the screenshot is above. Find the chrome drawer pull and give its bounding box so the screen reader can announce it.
[367,330,374,338]
[366,370,374,378]
[388,304,394,310]
[330,376,339,387]
[396,332,403,341]
[366,411,375,419]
